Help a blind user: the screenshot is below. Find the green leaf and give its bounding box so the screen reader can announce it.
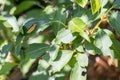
[108,11,120,35]
[20,58,35,75]
[26,9,42,19]
[50,50,73,73]
[100,0,108,7]
[68,17,90,41]
[52,7,66,34]
[25,43,50,58]
[94,29,112,56]
[29,71,49,80]
[76,53,88,67]
[111,39,120,59]
[14,1,35,15]
[0,62,16,75]
[90,0,101,14]
[14,43,21,56]
[23,18,51,35]
[56,29,76,43]
[113,0,120,8]
[5,16,19,32]
[49,44,60,61]
[75,0,88,7]
[84,40,102,55]
[70,63,86,80]
[2,42,13,54]
[85,41,96,55]
[38,60,50,71]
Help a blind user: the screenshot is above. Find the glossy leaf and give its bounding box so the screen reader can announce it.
[70,63,86,80]
[29,71,49,80]
[90,0,101,14]
[108,11,120,35]
[76,53,88,67]
[2,42,13,54]
[25,43,50,58]
[52,7,66,34]
[38,60,50,71]
[49,44,60,61]
[50,50,73,73]
[56,29,76,43]
[75,0,88,8]
[100,0,108,7]
[20,58,35,75]
[23,18,51,35]
[68,17,90,41]
[94,29,112,56]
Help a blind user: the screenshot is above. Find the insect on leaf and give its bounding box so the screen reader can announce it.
[27,23,37,33]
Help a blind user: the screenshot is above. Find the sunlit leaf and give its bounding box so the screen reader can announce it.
[49,44,60,61]
[100,0,108,7]
[68,17,90,41]
[38,60,50,71]
[20,58,35,75]
[70,63,86,80]
[94,29,112,56]
[50,50,73,73]
[5,16,19,32]
[90,0,101,14]
[29,71,49,80]
[75,0,88,7]
[56,29,76,43]
[76,53,88,67]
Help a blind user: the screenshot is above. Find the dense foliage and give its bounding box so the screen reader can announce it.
[0,0,120,80]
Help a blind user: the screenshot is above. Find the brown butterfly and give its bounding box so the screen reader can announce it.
[27,23,37,33]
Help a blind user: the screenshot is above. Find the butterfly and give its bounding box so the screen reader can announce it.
[27,23,37,33]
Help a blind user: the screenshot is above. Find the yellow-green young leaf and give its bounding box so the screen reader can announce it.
[90,0,101,14]
[68,17,90,42]
[75,0,88,8]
